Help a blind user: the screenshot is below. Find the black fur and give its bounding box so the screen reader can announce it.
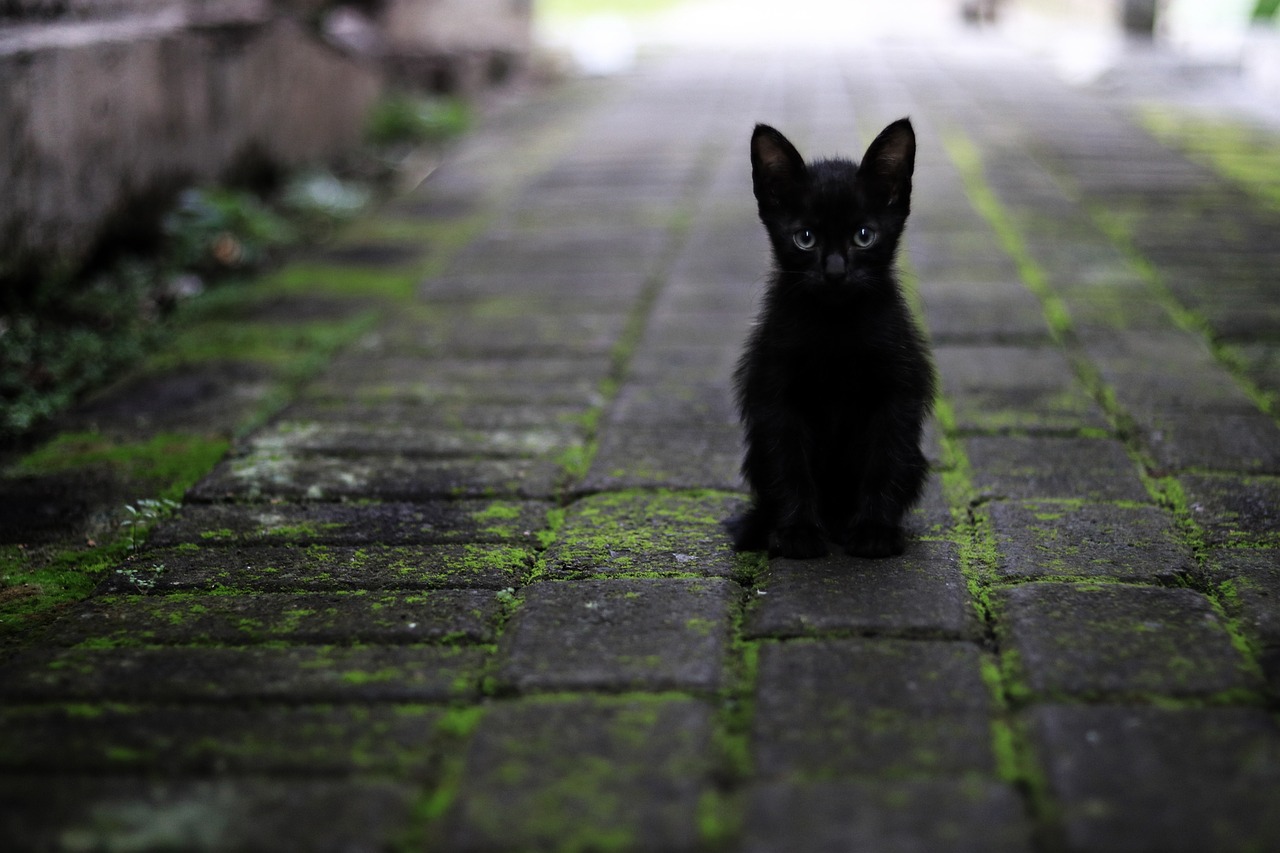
[733,119,935,559]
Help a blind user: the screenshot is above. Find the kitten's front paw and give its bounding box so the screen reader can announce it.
[773,524,828,559]
[845,524,906,559]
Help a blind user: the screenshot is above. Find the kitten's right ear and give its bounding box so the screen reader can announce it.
[751,124,806,211]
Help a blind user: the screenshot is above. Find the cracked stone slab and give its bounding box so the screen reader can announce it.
[1028,705,1280,853]
[989,500,1195,582]
[444,696,713,852]
[0,775,417,852]
[0,645,486,703]
[745,540,975,639]
[496,578,739,693]
[101,544,530,593]
[752,639,997,778]
[743,779,1033,853]
[934,344,1108,433]
[147,500,551,548]
[0,704,444,774]
[995,583,1257,699]
[39,590,504,647]
[965,436,1150,502]
[541,490,746,579]
[190,452,566,502]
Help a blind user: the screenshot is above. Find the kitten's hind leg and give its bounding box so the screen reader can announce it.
[845,522,906,558]
[728,503,772,552]
[843,438,927,559]
[773,523,829,559]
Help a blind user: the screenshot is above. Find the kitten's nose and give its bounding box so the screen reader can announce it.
[824,253,846,280]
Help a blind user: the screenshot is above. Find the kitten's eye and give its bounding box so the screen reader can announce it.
[853,226,878,249]
[793,229,817,251]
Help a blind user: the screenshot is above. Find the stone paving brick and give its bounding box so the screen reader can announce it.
[745,541,975,639]
[752,639,997,778]
[191,452,566,502]
[0,645,486,702]
[934,345,1108,433]
[541,490,745,579]
[1083,331,1261,417]
[1210,547,1280,689]
[444,696,713,852]
[604,381,739,428]
[0,704,443,774]
[988,500,1195,582]
[101,543,528,594]
[742,779,1033,853]
[280,397,587,432]
[0,775,418,853]
[1137,409,1280,474]
[450,225,672,276]
[918,282,1054,344]
[39,590,502,646]
[579,425,743,492]
[242,421,583,458]
[965,436,1149,503]
[995,583,1257,699]
[1182,473,1280,548]
[1028,705,1280,853]
[497,578,738,693]
[147,500,551,548]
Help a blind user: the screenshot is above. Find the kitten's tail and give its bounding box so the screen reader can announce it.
[728,503,771,552]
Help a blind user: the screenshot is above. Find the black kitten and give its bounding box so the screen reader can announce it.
[733,119,935,559]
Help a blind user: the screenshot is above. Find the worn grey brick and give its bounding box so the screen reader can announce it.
[1028,705,1280,853]
[40,590,503,647]
[102,543,530,593]
[191,453,566,502]
[1183,473,1280,548]
[934,345,1108,433]
[989,501,1195,582]
[745,541,975,639]
[1138,409,1280,474]
[0,704,443,774]
[965,436,1149,502]
[445,697,713,852]
[995,583,1257,699]
[0,645,485,702]
[497,578,739,693]
[0,775,417,852]
[542,490,746,579]
[147,500,551,548]
[743,779,1033,853]
[579,425,743,492]
[753,639,997,778]
[1210,547,1280,690]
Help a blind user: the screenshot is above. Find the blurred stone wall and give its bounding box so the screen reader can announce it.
[0,0,533,285]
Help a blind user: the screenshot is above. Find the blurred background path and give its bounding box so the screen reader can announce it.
[2,1,1279,850]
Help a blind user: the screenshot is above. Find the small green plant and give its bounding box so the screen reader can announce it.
[367,94,470,146]
[163,187,297,274]
[114,562,167,592]
[119,498,180,551]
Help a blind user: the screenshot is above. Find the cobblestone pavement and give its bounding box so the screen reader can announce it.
[3,36,1280,852]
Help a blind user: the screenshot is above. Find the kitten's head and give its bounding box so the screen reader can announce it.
[751,119,915,298]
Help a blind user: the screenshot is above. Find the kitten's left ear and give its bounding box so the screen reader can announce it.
[752,124,807,212]
[858,118,915,208]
